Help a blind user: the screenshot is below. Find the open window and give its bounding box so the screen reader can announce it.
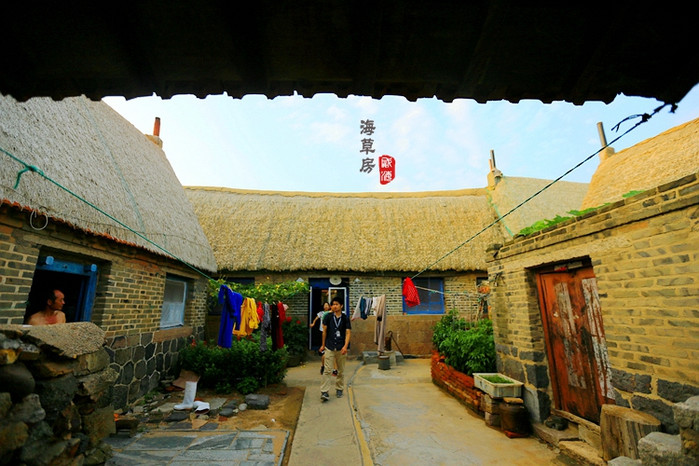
[25,255,98,323]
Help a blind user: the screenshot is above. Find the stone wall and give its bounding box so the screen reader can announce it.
[0,322,116,465]
[487,174,699,431]
[105,326,198,408]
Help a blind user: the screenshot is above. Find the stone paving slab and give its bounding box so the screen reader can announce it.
[104,429,289,466]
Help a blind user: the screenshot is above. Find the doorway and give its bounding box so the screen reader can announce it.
[308,278,348,350]
[536,261,614,423]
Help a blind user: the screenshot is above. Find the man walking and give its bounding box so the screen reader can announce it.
[319,297,351,401]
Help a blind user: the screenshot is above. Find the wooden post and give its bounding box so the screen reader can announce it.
[600,405,661,460]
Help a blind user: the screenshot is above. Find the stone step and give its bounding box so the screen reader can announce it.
[559,440,606,466]
[532,422,579,447]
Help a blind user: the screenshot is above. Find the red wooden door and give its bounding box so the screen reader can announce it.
[537,266,614,423]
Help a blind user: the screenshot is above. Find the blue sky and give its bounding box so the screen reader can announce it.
[103,83,699,193]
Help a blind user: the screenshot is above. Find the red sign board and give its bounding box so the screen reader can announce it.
[379,155,395,185]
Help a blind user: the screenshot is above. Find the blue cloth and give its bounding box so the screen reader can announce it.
[217,285,243,348]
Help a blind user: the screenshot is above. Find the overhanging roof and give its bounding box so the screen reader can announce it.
[2,2,697,104]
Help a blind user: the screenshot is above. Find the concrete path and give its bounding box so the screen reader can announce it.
[287,358,564,465]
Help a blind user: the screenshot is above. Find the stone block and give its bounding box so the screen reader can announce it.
[77,367,119,398]
[579,420,602,456]
[76,348,110,375]
[485,411,501,427]
[0,392,12,417]
[35,374,78,419]
[9,393,45,424]
[532,422,579,447]
[0,420,29,458]
[81,405,115,448]
[0,362,35,402]
[245,394,270,410]
[637,432,693,466]
[30,359,78,378]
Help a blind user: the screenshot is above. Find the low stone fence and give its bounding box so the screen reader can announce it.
[0,322,116,465]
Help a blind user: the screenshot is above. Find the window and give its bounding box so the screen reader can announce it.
[160,276,188,328]
[403,277,444,314]
[26,255,98,323]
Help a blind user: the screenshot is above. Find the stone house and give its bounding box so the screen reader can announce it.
[0,94,217,409]
[487,117,699,434]
[184,160,588,356]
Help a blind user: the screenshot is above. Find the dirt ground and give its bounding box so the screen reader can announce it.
[210,383,305,432]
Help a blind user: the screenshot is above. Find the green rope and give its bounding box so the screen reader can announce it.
[411,104,671,280]
[1,146,215,282]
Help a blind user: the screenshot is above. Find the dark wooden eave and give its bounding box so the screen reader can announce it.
[2,1,697,104]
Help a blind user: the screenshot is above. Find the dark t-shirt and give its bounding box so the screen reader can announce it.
[322,312,351,351]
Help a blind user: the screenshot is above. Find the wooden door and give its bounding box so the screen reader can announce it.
[537,266,614,423]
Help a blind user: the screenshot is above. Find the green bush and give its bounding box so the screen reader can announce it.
[432,310,496,375]
[282,317,308,358]
[179,338,288,392]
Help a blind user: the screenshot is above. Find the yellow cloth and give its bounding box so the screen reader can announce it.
[234,297,260,337]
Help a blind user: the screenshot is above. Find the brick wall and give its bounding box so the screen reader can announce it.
[205,272,485,355]
[487,174,699,431]
[431,350,483,413]
[0,206,210,408]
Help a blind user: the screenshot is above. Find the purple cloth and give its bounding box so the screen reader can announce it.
[217,285,243,348]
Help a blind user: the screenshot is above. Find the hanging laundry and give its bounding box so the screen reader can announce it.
[372,295,387,352]
[260,302,272,352]
[234,297,260,338]
[402,277,421,307]
[352,296,371,321]
[217,285,243,348]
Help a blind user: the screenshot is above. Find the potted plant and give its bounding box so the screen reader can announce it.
[473,373,523,398]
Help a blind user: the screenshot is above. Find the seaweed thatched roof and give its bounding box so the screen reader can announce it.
[582,117,699,209]
[487,176,590,237]
[0,95,217,272]
[185,187,505,273]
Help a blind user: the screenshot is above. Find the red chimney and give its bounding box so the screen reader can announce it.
[153,117,161,137]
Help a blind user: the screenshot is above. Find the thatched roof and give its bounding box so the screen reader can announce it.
[0,94,217,272]
[185,187,505,273]
[582,117,699,209]
[487,176,590,236]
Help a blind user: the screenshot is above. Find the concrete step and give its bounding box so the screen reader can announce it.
[559,440,606,466]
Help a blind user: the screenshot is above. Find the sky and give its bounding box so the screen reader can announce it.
[103,83,699,193]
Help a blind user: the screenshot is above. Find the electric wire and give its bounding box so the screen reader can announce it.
[410,103,675,280]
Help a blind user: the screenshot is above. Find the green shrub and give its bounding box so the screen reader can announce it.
[432,310,496,375]
[282,317,308,358]
[236,376,260,395]
[179,339,288,393]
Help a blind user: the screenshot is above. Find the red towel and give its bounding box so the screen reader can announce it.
[402,277,420,307]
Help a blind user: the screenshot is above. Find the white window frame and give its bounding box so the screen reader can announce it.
[160,276,188,329]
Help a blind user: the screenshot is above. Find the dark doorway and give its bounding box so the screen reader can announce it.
[308,278,349,350]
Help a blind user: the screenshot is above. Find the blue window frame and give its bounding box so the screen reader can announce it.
[31,255,98,322]
[403,277,444,314]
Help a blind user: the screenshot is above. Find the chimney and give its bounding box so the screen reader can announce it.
[146,116,163,148]
[487,149,503,188]
[597,122,614,162]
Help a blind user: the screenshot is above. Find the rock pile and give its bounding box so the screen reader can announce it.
[0,322,116,465]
